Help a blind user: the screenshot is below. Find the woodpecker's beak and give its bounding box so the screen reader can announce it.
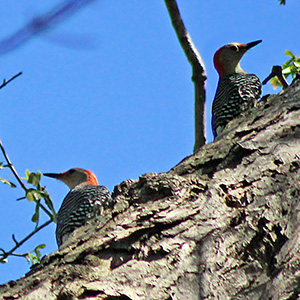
[43,172,64,180]
[245,40,262,50]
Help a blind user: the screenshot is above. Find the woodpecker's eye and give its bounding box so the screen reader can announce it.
[230,45,238,51]
[68,169,75,175]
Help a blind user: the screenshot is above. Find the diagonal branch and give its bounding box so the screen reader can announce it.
[165,0,207,152]
[0,72,22,90]
[0,139,53,218]
[0,139,28,191]
[0,219,52,263]
[0,0,96,55]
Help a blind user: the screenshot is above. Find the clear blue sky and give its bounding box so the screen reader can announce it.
[0,0,299,283]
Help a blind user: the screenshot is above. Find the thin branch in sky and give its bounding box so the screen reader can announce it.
[0,0,96,55]
[0,72,22,90]
[164,0,207,152]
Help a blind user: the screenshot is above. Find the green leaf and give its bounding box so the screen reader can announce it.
[43,193,56,215]
[26,189,42,202]
[51,211,57,223]
[34,244,46,251]
[285,50,294,58]
[24,169,30,179]
[0,177,16,188]
[33,244,45,261]
[23,170,42,188]
[282,58,293,69]
[31,200,40,224]
[282,66,292,74]
[31,211,39,223]
[25,244,46,264]
[271,50,300,89]
[270,77,282,90]
[27,171,41,189]
[25,252,35,264]
[294,61,300,68]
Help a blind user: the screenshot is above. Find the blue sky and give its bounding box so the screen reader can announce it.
[0,0,299,283]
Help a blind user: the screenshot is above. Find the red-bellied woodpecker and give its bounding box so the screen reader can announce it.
[212,40,262,138]
[44,168,112,247]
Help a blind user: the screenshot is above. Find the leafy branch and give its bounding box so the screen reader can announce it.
[0,140,56,264]
[4,244,46,265]
[0,73,56,265]
[268,50,300,89]
[0,222,50,264]
[0,140,54,219]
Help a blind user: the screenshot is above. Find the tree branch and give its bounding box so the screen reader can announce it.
[0,72,22,90]
[0,219,52,263]
[0,0,95,55]
[165,0,207,152]
[0,140,27,191]
[262,65,289,89]
[0,139,53,218]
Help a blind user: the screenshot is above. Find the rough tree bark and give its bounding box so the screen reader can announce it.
[1,80,300,299]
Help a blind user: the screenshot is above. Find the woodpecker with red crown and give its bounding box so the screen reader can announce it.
[212,40,262,138]
[44,168,112,247]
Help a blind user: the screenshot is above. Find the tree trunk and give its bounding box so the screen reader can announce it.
[1,80,300,299]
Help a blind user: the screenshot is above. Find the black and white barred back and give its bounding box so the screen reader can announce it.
[212,73,261,138]
[56,184,112,247]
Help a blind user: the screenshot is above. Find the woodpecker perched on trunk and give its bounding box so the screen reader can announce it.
[44,168,112,247]
[212,40,262,138]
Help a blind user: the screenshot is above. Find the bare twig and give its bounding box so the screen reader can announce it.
[0,219,52,263]
[0,0,96,55]
[9,253,29,258]
[165,0,207,152]
[0,72,22,90]
[263,65,289,89]
[0,139,28,191]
